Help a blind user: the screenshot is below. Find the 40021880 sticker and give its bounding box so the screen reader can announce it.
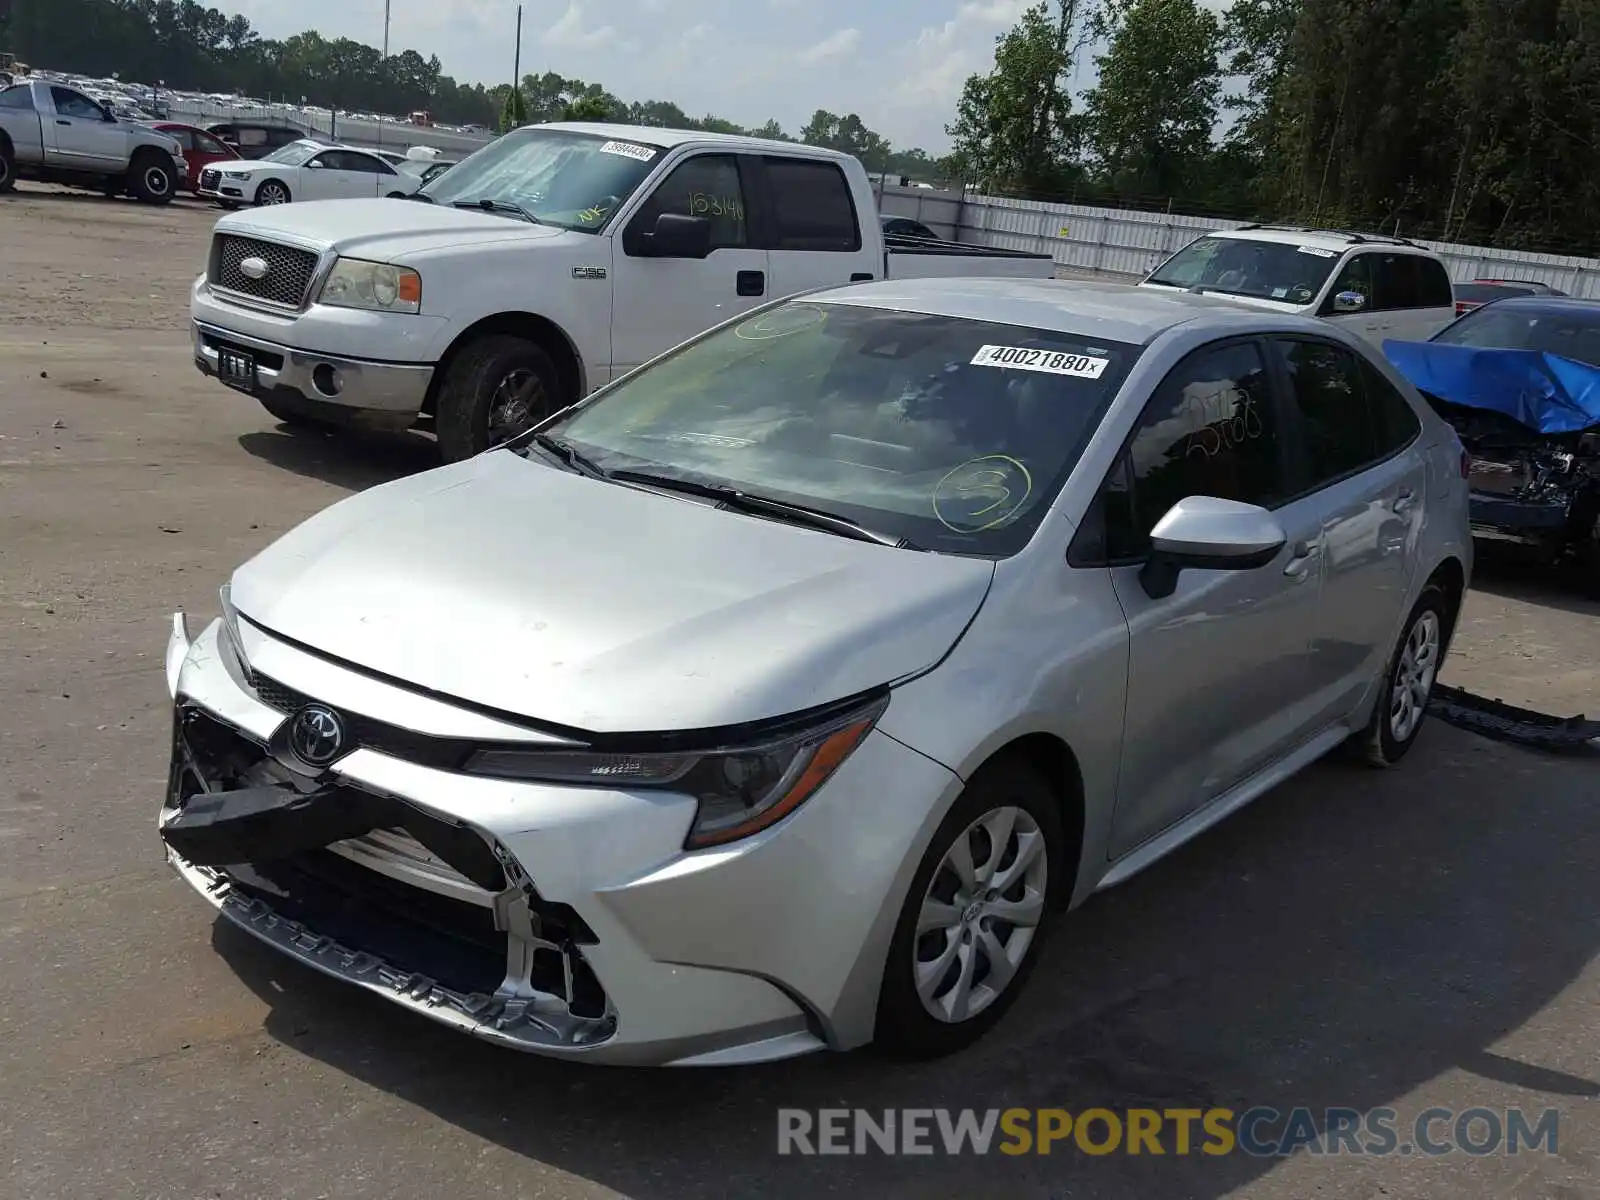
[969,345,1110,379]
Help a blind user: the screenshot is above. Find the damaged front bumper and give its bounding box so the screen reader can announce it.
[159,611,955,1065]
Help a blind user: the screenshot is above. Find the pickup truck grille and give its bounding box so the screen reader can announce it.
[198,168,220,192]
[210,234,320,309]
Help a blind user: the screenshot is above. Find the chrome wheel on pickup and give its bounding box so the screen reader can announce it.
[434,335,567,462]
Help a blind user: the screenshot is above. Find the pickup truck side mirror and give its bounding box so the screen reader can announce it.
[646,213,712,259]
[1138,496,1287,600]
[1331,290,1367,314]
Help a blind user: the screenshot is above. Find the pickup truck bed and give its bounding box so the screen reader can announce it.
[884,233,1054,280]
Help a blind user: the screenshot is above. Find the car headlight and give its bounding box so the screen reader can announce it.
[317,257,422,314]
[463,695,887,850]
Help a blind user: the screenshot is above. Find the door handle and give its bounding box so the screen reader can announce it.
[1392,487,1418,513]
[736,270,765,297]
[1283,539,1320,581]
[56,119,72,126]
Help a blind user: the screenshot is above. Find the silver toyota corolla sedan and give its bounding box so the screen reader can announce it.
[160,278,1473,1066]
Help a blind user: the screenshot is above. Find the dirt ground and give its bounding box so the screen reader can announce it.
[1,183,1597,1200]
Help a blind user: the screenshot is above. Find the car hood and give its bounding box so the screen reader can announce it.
[228,451,995,734]
[213,198,570,260]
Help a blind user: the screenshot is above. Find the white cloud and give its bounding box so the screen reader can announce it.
[541,2,616,49]
[879,0,1029,131]
[797,28,862,65]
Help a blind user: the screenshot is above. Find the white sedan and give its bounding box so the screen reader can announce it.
[197,139,425,207]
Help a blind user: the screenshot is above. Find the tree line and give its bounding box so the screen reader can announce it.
[0,0,939,181]
[947,0,1600,254]
[5,0,1596,253]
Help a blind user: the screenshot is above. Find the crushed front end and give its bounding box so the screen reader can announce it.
[157,608,945,1066]
[1429,397,1600,565]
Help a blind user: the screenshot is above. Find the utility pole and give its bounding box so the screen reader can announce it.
[512,5,523,99]
[379,0,391,146]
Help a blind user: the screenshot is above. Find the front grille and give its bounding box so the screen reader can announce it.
[247,668,478,772]
[199,167,220,191]
[211,234,319,308]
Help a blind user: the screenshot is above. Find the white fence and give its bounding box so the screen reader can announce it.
[873,184,1600,298]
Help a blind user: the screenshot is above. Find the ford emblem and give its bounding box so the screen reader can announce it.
[238,256,270,281]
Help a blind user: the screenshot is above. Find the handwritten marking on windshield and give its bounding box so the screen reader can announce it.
[735,305,828,341]
[933,455,1033,532]
[970,345,1109,379]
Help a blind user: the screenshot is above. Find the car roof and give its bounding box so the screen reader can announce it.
[804,277,1324,345]
[1460,295,1600,319]
[1194,227,1434,255]
[510,121,854,160]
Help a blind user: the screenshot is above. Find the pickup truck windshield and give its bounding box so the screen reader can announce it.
[419,129,664,233]
[541,300,1139,556]
[1147,235,1340,305]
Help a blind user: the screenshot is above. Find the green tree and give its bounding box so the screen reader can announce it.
[1081,0,1222,197]
[800,109,892,171]
[945,2,1085,194]
[499,84,526,132]
[563,92,613,122]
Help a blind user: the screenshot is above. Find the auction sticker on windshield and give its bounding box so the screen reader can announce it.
[599,140,657,162]
[1296,245,1338,257]
[970,345,1109,379]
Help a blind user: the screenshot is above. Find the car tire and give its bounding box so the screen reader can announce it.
[1359,584,1449,768]
[434,335,566,463]
[255,180,291,206]
[128,150,176,205]
[0,138,16,194]
[874,757,1063,1060]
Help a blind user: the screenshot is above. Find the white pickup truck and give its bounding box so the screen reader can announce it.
[0,78,186,203]
[188,122,1057,460]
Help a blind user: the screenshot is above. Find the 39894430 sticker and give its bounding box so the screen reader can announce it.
[969,344,1110,379]
[598,140,657,162]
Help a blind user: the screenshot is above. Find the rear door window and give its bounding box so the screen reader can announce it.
[1415,256,1454,308]
[1,85,36,111]
[762,157,861,251]
[1372,255,1421,310]
[1273,339,1379,486]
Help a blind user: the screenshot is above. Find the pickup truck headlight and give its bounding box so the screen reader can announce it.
[318,257,422,315]
[463,695,887,850]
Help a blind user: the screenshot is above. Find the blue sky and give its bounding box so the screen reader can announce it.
[228,0,1232,152]
[224,0,1068,150]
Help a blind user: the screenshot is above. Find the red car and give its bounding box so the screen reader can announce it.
[151,122,240,193]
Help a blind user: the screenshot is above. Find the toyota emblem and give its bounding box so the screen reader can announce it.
[288,704,346,767]
[238,255,270,281]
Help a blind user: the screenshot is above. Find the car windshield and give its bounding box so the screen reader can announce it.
[1146,235,1340,305]
[418,128,663,232]
[1432,304,1600,366]
[261,142,319,167]
[537,301,1139,556]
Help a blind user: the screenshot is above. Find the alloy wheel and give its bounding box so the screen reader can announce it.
[1389,609,1440,742]
[914,805,1048,1024]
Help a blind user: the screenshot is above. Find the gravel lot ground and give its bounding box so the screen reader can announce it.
[1,184,1596,1200]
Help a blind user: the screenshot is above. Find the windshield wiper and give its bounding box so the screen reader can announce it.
[454,198,542,224]
[525,432,606,477]
[605,468,917,549]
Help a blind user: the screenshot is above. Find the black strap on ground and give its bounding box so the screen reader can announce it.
[1429,684,1600,756]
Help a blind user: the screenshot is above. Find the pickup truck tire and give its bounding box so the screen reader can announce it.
[0,139,15,194]
[128,150,176,205]
[435,335,565,462]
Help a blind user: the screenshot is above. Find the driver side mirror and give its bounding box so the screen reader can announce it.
[101,108,118,123]
[644,213,711,259]
[1332,290,1367,314]
[304,158,323,169]
[1137,496,1287,600]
